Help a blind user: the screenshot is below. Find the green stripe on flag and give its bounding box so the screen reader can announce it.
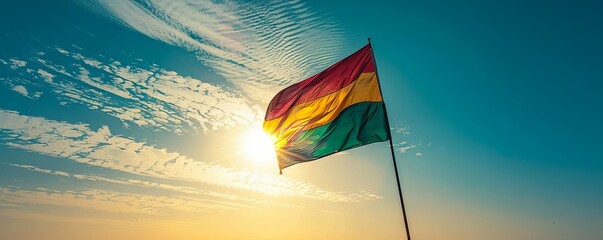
[277,102,389,168]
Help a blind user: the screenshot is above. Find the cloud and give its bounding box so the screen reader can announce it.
[391,126,411,135]
[56,48,69,55]
[2,48,261,134]
[9,58,27,70]
[0,110,382,202]
[10,85,42,100]
[389,126,425,155]
[0,185,240,215]
[396,141,417,153]
[398,145,416,153]
[8,164,71,177]
[8,163,299,209]
[11,85,29,97]
[76,0,345,101]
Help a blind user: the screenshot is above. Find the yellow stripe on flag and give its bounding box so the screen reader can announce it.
[264,72,382,147]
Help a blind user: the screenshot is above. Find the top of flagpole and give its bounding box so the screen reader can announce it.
[368,37,371,45]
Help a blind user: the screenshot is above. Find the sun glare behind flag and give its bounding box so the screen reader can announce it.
[263,43,389,173]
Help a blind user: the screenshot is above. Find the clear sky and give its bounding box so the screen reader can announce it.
[1,0,602,239]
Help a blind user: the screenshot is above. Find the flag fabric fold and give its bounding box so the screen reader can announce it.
[263,44,390,173]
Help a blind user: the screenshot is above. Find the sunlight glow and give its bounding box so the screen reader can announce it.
[242,126,277,164]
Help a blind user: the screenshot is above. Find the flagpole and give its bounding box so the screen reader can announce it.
[368,38,412,240]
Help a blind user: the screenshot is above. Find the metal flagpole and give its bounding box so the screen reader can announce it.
[368,38,412,240]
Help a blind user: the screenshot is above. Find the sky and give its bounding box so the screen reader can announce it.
[0,0,602,239]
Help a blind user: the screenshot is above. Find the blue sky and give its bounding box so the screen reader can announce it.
[0,0,602,239]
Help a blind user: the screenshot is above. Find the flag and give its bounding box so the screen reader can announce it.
[263,44,390,173]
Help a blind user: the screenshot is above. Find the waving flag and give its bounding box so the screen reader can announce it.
[263,44,390,173]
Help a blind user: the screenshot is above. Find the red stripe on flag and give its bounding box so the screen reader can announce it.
[264,44,375,121]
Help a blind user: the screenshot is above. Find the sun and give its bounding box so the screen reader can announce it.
[241,125,277,163]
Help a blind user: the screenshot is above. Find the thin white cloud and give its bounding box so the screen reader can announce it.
[0,185,239,215]
[11,85,29,97]
[9,58,27,70]
[76,0,345,101]
[392,126,411,135]
[9,85,42,100]
[389,126,424,154]
[398,145,416,153]
[0,110,382,202]
[9,164,71,177]
[396,141,417,153]
[8,163,299,209]
[56,48,69,55]
[2,48,261,134]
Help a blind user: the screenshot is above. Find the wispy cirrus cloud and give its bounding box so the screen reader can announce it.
[397,142,417,153]
[0,110,382,202]
[8,163,299,209]
[0,185,241,215]
[1,48,260,134]
[390,126,425,154]
[76,0,345,100]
